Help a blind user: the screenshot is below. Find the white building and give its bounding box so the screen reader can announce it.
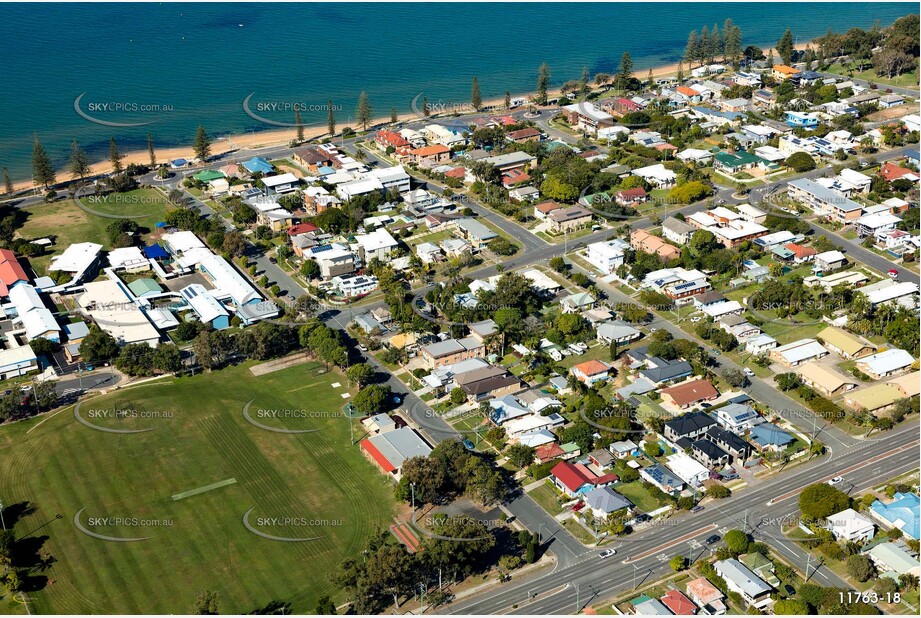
[331,274,379,297]
[665,452,710,487]
[76,279,161,347]
[8,284,61,342]
[354,229,399,263]
[826,508,876,543]
[585,239,630,275]
[633,164,677,188]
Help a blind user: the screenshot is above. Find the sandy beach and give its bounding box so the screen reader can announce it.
[11,41,815,193]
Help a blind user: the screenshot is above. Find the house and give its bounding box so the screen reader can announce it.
[903,114,921,133]
[633,164,677,188]
[713,151,770,174]
[662,217,695,245]
[660,379,719,409]
[864,542,921,579]
[631,230,681,261]
[826,508,876,543]
[660,590,697,616]
[629,346,694,385]
[330,274,378,298]
[788,178,864,223]
[839,168,873,193]
[180,284,230,330]
[631,596,672,616]
[478,151,536,175]
[409,144,451,167]
[879,162,915,182]
[736,204,767,225]
[859,280,919,308]
[784,111,819,128]
[354,228,399,263]
[691,439,731,468]
[855,348,915,380]
[713,559,772,609]
[488,394,531,425]
[583,486,633,519]
[870,492,920,540]
[415,242,443,264]
[0,249,29,297]
[308,243,355,279]
[570,359,612,386]
[586,239,630,274]
[457,367,521,402]
[615,187,648,206]
[75,280,160,347]
[740,552,780,588]
[597,321,641,345]
[506,127,541,143]
[534,442,565,464]
[421,337,486,369]
[813,250,847,273]
[701,300,744,320]
[609,439,638,459]
[677,148,713,165]
[782,242,816,264]
[665,452,710,486]
[844,377,917,415]
[455,218,498,250]
[242,157,273,175]
[713,403,763,432]
[769,338,829,367]
[546,206,593,233]
[664,412,717,447]
[534,201,564,220]
[748,424,795,452]
[817,326,876,359]
[640,463,685,495]
[686,577,727,615]
[550,460,616,497]
[561,102,615,134]
[560,292,596,314]
[798,363,858,396]
[47,242,103,289]
[360,427,432,478]
[686,208,768,248]
[642,267,711,303]
[705,427,751,462]
[772,65,800,81]
[468,319,497,343]
[261,172,300,195]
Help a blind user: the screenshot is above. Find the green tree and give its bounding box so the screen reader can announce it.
[0,530,14,568]
[670,555,687,571]
[353,383,391,415]
[390,107,398,123]
[315,595,337,615]
[3,168,13,195]
[777,28,795,65]
[471,76,482,111]
[799,483,850,520]
[327,99,336,136]
[194,590,219,615]
[31,134,56,188]
[774,599,810,615]
[723,529,749,554]
[147,133,156,167]
[79,325,119,362]
[108,137,123,173]
[643,441,662,458]
[356,91,372,130]
[68,139,91,180]
[193,125,211,161]
[685,30,701,67]
[784,151,816,172]
[346,363,375,387]
[536,62,551,105]
[618,52,633,90]
[450,387,467,405]
[506,443,535,469]
[295,107,304,142]
[845,554,874,582]
[505,90,511,108]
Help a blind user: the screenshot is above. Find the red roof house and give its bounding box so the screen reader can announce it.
[879,162,914,182]
[535,442,565,463]
[0,249,28,297]
[287,222,319,236]
[660,379,719,409]
[550,460,617,497]
[661,590,698,615]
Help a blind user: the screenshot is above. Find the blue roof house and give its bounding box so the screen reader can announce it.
[243,157,274,175]
[906,149,920,167]
[870,492,920,540]
[748,424,794,451]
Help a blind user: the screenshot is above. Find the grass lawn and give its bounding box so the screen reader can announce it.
[556,343,611,369]
[615,480,665,513]
[823,62,920,89]
[404,229,452,247]
[526,481,566,516]
[0,362,396,614]
[15,190,171,275]
[562,518,596,544]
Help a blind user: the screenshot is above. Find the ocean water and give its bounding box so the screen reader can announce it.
[0,2,912,179]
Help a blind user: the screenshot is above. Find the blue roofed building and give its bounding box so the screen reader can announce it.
[906,149,920,167]
[243,157,274,175]
[870,492,920,540]
[748,424,795,452]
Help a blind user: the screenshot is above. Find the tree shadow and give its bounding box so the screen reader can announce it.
[2,501,36,528]
[248,600,291,614]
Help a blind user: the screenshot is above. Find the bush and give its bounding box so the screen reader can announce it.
[845,554,874,582]
[784,151,816,172]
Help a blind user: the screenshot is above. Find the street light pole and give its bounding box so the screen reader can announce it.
[411,482,416,513]
[537,523,544,544]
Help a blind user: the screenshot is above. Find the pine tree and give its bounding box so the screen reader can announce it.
[109,138,123,173]
[31,135,55,188]
[777,28,794,65]
[471,76,482,111]
[700,26,709,66]
[723,19,743,68]
[69,139,91,180]
[579,66,590,97]
[536,62,550,105]
[685,31,700,67]
[677,60,685,82]
[327,100,336,136]
[390,107,398,123]
[709,23,721,64]
[618,52,633,90]
[193,126,211,161]
[356,91,372,130]
[295,108,304,142]
[147,133,156,167]
[422,96,430,117]
[2,168,12,195]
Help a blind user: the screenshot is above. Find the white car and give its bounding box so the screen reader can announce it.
[561,349,572,356]
[827,476,843,486]
[573,342,588,351]
[690,317,702,323]
[742,367,755,376]
[598,549,616,559]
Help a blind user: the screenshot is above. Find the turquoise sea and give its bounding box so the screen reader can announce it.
[0,2,913,179]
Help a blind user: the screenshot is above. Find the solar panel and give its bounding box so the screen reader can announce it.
[311,244,333,254]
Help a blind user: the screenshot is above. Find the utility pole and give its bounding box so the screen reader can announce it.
[537,523,544,544]
[0,499,6,530]
[574,582,580,613]
[632,563,639,590]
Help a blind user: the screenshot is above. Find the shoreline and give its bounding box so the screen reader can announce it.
[5,38,827,193]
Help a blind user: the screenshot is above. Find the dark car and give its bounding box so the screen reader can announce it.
[691,505,705,513]
[462,439,476,451]
[705,534,721,545]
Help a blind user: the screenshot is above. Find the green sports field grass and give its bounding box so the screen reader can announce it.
[0,362,397,614]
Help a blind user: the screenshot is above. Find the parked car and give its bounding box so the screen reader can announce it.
[357,343,368,352]
[462,439,476,451]
[599,549,616,559]
[572,501,586,512]
[743,367,755,376]
[690,316,702,323]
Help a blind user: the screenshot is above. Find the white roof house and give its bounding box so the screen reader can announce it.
[861,281,919,307]
[355,228,399,262]
[262,172,300,193]
[826,508,876,543]
[771,338,828,366]
[336,176,384,200]
[665,452,710,486]
[180,284,229,325]
[677,148,713,163]
[633,164,677,187]
[48,242,103,288]
[107,247,148,271]
[76,279,160,347]
[701,300,744,319]
[856,349,915,379]
[199,254,261,306]
[586,239,629,275]
[8,284,61,342]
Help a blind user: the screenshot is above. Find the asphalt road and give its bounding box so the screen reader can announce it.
[442,423,919,614]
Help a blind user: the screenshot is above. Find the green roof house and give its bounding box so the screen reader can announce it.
[193,169,225,183]
[127,278,162,298]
